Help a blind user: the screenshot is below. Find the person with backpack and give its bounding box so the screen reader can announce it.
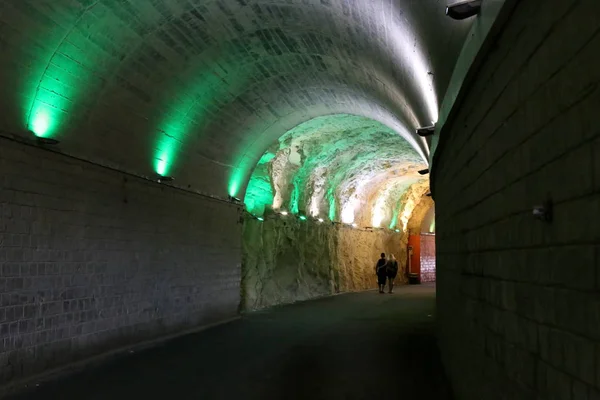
[386,254,399,294]
[375,253,388,294]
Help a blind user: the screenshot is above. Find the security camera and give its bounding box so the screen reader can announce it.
[446,0,482,20]
[416,126,435,137]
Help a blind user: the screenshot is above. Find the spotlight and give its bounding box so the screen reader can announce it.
[352,223,358,228]
[158,176,174,183]
[299,215,307,221]
[228,195,241,203]
[418,169,430,175]
[395,229,400,233]
[257,217,264,222]
[416,126,435,137]
[318,218,324,223]
[36,137,60,145]
[280,211,289,216]
[446,0,482,20]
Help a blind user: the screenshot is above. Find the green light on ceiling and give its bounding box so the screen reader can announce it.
[30,109,52,137]
[229,156,255,198]
[258,152,275,165]
[328,188,337,221]
[389,209,399,229]
[228,180,240,198]
[155,153,170,177]
[244,159,275,216]
[156,52,253,189]
[290,183,300,215]
[25,13,125,140]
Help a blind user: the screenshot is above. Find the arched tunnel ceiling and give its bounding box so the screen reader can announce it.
[245,114,427,228]
[0,0,472,198]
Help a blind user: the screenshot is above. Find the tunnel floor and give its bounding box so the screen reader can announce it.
[8,284,452,400]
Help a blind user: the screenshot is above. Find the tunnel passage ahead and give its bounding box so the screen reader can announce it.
[8,285,451,400]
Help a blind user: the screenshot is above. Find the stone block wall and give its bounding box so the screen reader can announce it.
[420,234,436,283]
[0,137,242,386]
[433,1,600,398]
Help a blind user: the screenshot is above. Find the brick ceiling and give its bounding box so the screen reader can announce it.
[0,0,472,198]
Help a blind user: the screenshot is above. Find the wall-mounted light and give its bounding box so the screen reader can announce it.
[318,218,324,223]
[158,176,174,183]
[299,215,307,221]
[446,0,482,20]
[228,195,241,203]
[257,217,264,222]
[280,211,289,216]
[418,169,430,175]
[395,229,401,233]
[416,126,435,137]
[35,136,60,145]
[533,199,553,223]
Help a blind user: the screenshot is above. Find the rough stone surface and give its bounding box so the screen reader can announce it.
[245,114,427,228]
[433,0,600,398]
[0,138,242,386]
[241,217,406,311]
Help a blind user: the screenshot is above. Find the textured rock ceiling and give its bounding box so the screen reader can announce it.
[0,0,472,199]
[245,114,427,228]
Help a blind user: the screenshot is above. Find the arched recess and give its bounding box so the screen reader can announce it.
[240,113,435,310]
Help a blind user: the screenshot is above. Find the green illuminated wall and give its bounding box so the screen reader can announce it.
[243,114,425,222]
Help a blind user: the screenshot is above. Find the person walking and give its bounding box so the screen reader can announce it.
[375,253,388,294]
[386,254,399,293]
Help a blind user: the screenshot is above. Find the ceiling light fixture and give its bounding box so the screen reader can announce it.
[36,137,60,145]
[158,176,174,183]
[446,0,482,20]
[416,126,435,137]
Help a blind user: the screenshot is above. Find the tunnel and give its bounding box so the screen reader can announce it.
[0,0,598,398]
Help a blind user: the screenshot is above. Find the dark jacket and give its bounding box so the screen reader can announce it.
[376,258,387,276]
[386,260,398,277]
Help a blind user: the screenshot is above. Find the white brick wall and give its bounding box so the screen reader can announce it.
[0,137,242,385]
[433,0,600,398]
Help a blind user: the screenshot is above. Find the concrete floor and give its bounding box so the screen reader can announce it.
[9,284,452,400]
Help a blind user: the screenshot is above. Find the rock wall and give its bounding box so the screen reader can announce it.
[241,217,406,311]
